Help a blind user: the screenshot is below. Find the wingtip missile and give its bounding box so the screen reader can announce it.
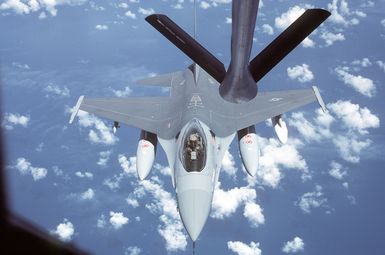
[312,86,327,113]
[69,96,84,124]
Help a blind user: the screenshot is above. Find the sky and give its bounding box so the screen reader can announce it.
[1,0,385,254]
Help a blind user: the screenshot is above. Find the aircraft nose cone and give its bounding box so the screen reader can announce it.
[177,189,211,241]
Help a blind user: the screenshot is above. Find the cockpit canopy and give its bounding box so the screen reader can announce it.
[180,121,207,172]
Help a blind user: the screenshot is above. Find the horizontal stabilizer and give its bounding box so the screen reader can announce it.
[137,71,183,87]
[69,95,84,124]
[312,86,327,113]
[146,14,226,83]
[249,9,331,82]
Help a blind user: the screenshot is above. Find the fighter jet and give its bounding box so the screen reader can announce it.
[70,0,330,245]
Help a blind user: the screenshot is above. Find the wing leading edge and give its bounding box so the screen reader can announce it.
[69,96,182,139]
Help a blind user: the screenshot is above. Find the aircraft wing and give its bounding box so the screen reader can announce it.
[69,96,182,139]
[210,86,325,136]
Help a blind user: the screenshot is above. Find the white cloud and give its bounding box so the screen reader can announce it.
[138,7,154,15]
[38,11,46,19]
[36,142,44,152]
[261,24,274,35]
[125,10,136,19]
[30,167,48,181]
[360,1,374,8]
[382,19,385,27]
[12,61,30,69]
[97,150,112,166]
[109,211,129,229]
[118,3,128,9]
[225,17,232,24]
[0,0,88,17]
[275,6,306,30]
[320,31,345,46]
[376,60,385,72]
[221,150,237,177]
[103,155,136,191]
[200,1,210,9]
[328,161,347,180]
[289,112,323,142]
[126,196,139,208]
[347,195,356,205]
[211,184,256,219]
[332,135,372,163]
[75,171,93,179]
[89,1,104,11]
[172,0,184,9]
[0,0,30,14]
[52,219,74,242]
[140,178,187,252]
[125,246,141,255]
[335,66,376,97]
[352,58,372,67]
[157,214,187,252]
[328,100,380,134]
[328,0,366,27]
[243,202,265,228]
[104,173,124,190]
[296,185,328,213]
[154,163,172,176]
[301,37,315,48]
[315,108,335,129]
[287,64,314,83]
[2,113,30,130]
[118,154,137,176]
[228,241,262,255]
[44,84,70,97]
[13,157,47,181]
[275,6,315,48]
[172,3,183,9]
[112,86,132,97]
[75,110,118,145]
[95,24,108,30]
[52,165,65,177]
[289,101,379,163]
[247,137,308,188]
[97,214,106,228]
[282,237,305,253]
[80,188,95,200]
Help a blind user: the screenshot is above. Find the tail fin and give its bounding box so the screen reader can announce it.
[136,71,183,87]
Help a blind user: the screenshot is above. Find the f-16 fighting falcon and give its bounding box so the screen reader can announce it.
[70,0,331,247]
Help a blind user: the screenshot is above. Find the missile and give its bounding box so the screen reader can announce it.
[136,130,157,180]
[272,115,288,144]
[237,125,260,177]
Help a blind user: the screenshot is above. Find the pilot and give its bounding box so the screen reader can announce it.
[189,133,198,148]
[188,133,199,160]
